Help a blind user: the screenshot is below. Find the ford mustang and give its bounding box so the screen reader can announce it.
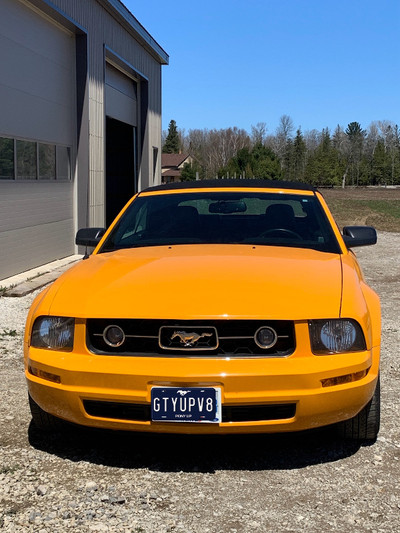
[24,180,381,441]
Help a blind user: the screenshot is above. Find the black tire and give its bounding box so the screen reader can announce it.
[28,394,66,432]
[339,376,380,442]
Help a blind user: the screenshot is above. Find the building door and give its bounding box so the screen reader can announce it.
[105,117,136,227]
[105,62,138,227]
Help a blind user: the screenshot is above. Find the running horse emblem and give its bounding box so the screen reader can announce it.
[171,330,213,347]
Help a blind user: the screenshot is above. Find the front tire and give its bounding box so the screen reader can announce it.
[339,376,380,442]
[28,394,66,432]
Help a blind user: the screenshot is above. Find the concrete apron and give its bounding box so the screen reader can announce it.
[1,255,82,297]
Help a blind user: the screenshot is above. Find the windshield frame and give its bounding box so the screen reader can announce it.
[99,189,342,255]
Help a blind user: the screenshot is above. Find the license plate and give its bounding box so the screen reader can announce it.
[151,387,221,423]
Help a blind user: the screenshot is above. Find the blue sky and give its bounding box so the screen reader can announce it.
[123,0,399,135]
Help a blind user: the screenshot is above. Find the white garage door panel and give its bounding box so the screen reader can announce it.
[0,181,74,233]
[0,220,75,281]
[0,0,73,68]
[0,86,73,147]
[0,34,74,106]
[105,63,137,126]
[106,63,137,99]
[0,0,75,144]
[105,85,137,126]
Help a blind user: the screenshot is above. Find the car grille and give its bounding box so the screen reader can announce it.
[83,400,296,423]
[86,319,295,357]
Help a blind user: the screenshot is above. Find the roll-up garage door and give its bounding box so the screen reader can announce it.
[105,63,137,127]
[0,0,75,144]
[0,0,75,280]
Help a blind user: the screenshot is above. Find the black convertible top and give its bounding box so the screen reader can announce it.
[142,179,317,194]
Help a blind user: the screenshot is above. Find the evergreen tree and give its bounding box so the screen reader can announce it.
[251,144,281,179]
[305,129,341,186]
[293,129,307,181]
[370,141,387,185]
[162,120,180,153]
[180,160,202,181]
[221,144,281,180]
[345,122,366,185]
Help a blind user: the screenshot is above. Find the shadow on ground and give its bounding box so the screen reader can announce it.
[28,422,367,473]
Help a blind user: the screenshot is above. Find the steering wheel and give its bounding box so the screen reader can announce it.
[260,228,302,240]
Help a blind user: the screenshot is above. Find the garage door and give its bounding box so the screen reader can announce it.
[0,0,76,280]
[105,62,137,127]
[0,0,75,144]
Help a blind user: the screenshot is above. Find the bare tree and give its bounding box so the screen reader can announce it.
[251,122,268,146]
[345,122,366,186]
[377,120,399,184]
[304,129,322,155]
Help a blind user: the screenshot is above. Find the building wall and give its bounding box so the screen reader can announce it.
[0,0,167,280]
[52,0,164,226]
[0,0,76,279]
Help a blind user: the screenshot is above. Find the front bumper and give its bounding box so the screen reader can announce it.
[25,338,380,434]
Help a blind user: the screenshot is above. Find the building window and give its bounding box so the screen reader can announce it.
[39,143,56,180]
[17,140,37,180]
[0,137,14,179]
[56,146,71,180]
[0,136,71,181]
[153,146,158,181]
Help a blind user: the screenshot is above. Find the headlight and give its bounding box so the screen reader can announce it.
[31,316,74,351]
[309,319,366,354]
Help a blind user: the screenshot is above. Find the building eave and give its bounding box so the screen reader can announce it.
[99,0,169,65]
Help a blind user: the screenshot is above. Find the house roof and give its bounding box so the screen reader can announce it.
[161,153,190,168]
[161,169,181,177]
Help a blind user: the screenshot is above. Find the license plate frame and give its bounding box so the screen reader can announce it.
[151,386,221,423]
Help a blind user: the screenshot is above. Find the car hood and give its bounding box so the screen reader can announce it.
[46,245,343,320]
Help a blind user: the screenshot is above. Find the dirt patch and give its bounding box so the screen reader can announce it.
[322,187,400,232]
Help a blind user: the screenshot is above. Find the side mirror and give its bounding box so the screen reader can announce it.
[342,226,377,248]
[75,227,106,247]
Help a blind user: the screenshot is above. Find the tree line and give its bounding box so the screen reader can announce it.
[162,117,400,186]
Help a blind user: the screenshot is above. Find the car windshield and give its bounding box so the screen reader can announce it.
[99,191,341,254]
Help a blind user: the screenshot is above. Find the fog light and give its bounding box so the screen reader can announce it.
[321,369,368,388]
[103,325,125,347]
[254,326,278,349]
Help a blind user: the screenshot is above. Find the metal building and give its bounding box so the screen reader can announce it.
[0,0,168,280]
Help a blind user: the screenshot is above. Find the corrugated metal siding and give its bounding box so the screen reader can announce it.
[52,0,162,224]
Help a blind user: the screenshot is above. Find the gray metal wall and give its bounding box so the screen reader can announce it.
[0,0,166,280]
[0,0,75,280]
[51,0,164,227]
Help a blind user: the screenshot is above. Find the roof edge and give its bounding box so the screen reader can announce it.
[99,0,169,65]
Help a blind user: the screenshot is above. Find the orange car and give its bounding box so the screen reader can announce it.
[24,180,381,441]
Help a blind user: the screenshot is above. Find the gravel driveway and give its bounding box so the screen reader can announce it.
[1,233,399,533]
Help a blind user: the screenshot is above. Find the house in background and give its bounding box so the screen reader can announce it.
[161,153,193,183]
[0,0,168,280]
